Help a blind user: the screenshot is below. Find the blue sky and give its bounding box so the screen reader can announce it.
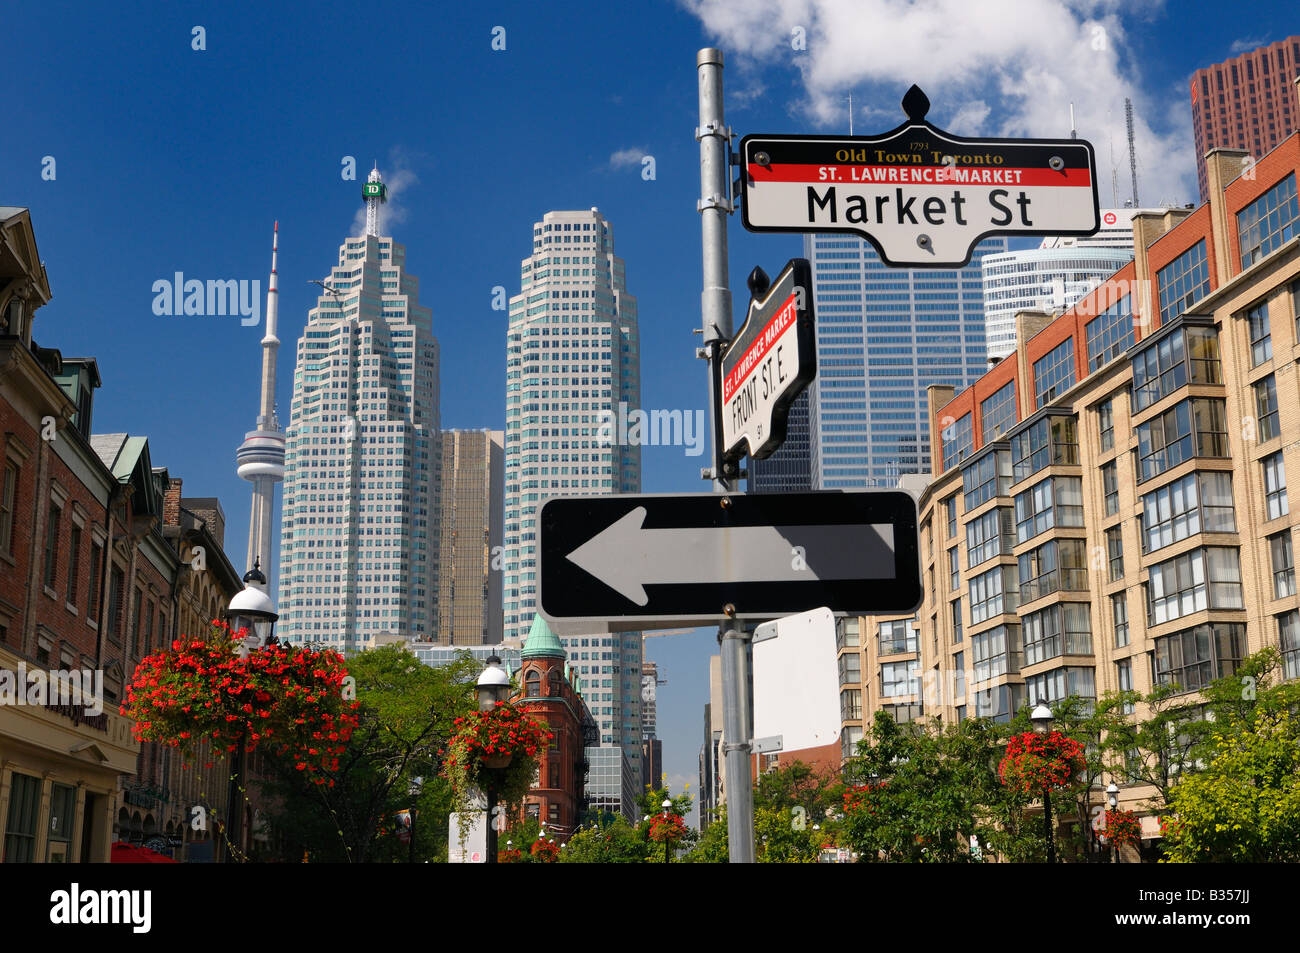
[7,0,1296,813]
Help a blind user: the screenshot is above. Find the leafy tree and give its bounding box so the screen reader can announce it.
[557,816,653,863]
[1099,683,1208,814]
[260,645,479,862]
[1160,650,1300,862]
[684,806,730,863]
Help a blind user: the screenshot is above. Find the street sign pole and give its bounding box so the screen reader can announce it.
[697,46,754,864]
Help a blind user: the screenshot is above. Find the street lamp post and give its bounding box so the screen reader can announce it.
[1030,701,1056,865]
[662,798,673,864]
[475,655,511,864]
[223,562,278,864]
[1107,782,1120,864]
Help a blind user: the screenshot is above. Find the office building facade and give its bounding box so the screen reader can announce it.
[1190,37,1300,202]
[503,209,643,814]
[805,233,1008,488]
[278,171,442,652]
[437,429,503,644]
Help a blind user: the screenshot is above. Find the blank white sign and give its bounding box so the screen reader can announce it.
[752,606,841,752]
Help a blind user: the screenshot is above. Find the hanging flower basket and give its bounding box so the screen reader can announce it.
[1104,809,1142,848]
[530,839,561,862]
[997,730,1086,795]
[124,621,359,785]
[648,812,688,844]
[443,702,552,830]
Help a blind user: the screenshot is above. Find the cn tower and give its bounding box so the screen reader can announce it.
[235,222,286,589]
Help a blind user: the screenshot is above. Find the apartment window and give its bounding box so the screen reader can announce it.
[1157,240,1211,324]
[87,542,103,619]
[1106,526,1124,582]
[881,660,921,698]
[66,525,81,606]
[1097,399,1115,452]
[970,565,1019,623]
[1115,659,1136,714]
[838,651,861,685]
[1152,622,1244,694]
[1135,398,1228,482]
[548,764,560,788]
[945,496,958,539]
[0,462,16,554]
[1018,538,1089,603]
[981,381,1016,444]
[1085,295,1134,371]
[836,618,861,651]
[3,772,41,864]
[877,620,917,656]
[1033,338,1076,409]
[130,588,143,657]
[43,502,62,590]
[1242,301,1274,369]
[942,413,974,469]
[1280,610,1300,681]
[952,598,963,644]
[1255,373,1279,441]
[1131,325,1221,413]
[966,506,1013,569]
[948,547,960,591]
[883,702,925,724]
[841,725,863,760]
[1270,531,1296,599]
[972,624,1022,682]
[1140,471,1235,553]
[1102,461,1119,516]
[1011,415,1079,482]
[1237,172,1298,268]
[1112,592,1130,647]
[1147,547,1243,626]
[840,688,863,721]
[107,566,124,641]
[962,450,1012,510]
[1024,666,1096,706]
[1263,452,1289,520]
[1014,476,1084,543]
[1023,603,1092,664]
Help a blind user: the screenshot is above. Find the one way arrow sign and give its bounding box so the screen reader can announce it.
[538,491,922,630]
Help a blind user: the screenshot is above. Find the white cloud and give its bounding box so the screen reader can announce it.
[351,149,420,237]
[682,0,1195,205]
[608,147,649,170]
[1229,35,1269,54]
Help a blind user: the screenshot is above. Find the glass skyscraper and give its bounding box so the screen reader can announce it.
[504,208,643,817]
[279,171,441,651]
[805,234,1007,488]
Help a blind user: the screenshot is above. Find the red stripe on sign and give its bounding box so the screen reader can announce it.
[723,292,798,403]
[748,163,1092,187]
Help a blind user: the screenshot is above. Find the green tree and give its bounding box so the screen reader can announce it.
[260,645,479,862]
[1160,649,1300,862]
[557,816,653,863]
[684,806,730,863]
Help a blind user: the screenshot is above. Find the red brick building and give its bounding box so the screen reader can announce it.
[510,614,598,838]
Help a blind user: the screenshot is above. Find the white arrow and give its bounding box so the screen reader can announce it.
[565,506,895,606]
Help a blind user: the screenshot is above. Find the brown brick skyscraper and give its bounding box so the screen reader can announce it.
[1191,37,1300,202]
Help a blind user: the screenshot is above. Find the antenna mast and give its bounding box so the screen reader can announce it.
[1125,98,1140,207]
[362,165,387,237]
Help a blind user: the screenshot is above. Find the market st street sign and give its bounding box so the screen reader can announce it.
[720,259,815,463]
[741,86,1100,267]
[538,490,921,630]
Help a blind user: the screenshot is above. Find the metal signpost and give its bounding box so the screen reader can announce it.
[720,259,816,464]
[741,85,1100,267]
